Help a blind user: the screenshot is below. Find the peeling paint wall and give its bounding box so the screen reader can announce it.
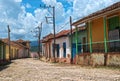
[76,53,120,66]
[107,53,120,66]
[91,53,104,66]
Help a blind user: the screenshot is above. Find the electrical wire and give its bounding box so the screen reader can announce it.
[56,16,84,33]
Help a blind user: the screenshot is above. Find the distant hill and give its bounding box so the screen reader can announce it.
[30,41,42,52]
[30,41,38,46]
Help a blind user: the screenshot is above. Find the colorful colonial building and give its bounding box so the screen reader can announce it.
[72,2,120,66]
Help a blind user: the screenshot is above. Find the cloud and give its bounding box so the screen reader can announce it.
[0,0,23,39]
[72,0,120,19]
[34,8,48,22]
[42,0,57,6]
[42,0,66,23]
[26,3,32,8]
[14,0,22,2]
[0,0,120,41]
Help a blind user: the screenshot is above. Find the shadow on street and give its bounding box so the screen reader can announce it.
[0,61,12,71]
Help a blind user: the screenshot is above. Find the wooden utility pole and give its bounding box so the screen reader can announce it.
[38,23,42,59]
[53,6,56,60]
[40,5,56,62]
[7,25,11,60]
[31,23,42,59]
[70,16,73,63]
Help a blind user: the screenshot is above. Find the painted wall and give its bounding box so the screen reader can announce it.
[87,13,120,44]
[5,45,9,60]
[42,43,46,56]
[11,46,17,59]
[76,53,120,66]
[71,29,87,53]
[18,48,25,58]
[91,17,104,42]
[107,53,120,66]
[0,42,6,61]
[87,17,109,52]
[76,53,105,66]
[42,42,52,59]
[72,30,87,43]
[51,36,71,58]
[0,43,4,60]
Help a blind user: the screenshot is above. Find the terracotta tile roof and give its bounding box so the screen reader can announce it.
[16,39,24,43]
[17,39,30,43]
[16,39,30,48]
[0,39,5,44]
[55,30,70,38]
[2,38,29,49]
[2,38,9,44]
[73,2,120,25]
[12,41,28,49]
[42,33,54,43]
[42,25,86,42]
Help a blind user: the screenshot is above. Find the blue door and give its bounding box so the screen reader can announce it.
[72,43,76,59]
[63,42,66,58]
[71,43,81,59]
[56,44,60,57]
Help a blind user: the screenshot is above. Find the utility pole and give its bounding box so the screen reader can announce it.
[31,23,42,59]
[38,23,42,59]
[53,6,56,60]
[70,16,73,64]
[40,5,56,62]
[7,25,11,60]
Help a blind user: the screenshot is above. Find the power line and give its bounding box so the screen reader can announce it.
[56,16,84,33]
[56,21,70,33]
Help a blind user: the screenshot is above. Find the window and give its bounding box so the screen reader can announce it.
[108,16,120,30]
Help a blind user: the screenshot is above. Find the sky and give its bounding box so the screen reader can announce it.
[0,0,120,41]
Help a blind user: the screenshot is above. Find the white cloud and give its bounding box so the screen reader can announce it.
[0,0,120,40]
[72,0,120,19]
[34,8,48,22]
[42,0,57,6]
[14,0,22,2]
[26,3,32,8]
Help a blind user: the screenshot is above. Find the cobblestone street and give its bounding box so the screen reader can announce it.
[0,58,120,81]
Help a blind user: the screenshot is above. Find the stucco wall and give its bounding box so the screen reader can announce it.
[18,49,24,58]
[107,53,120,66]
[51,36,71,58]
[42,43,46,56]
[92,18,104,42]
[91,53,104,66]
[77,54,91,65]
[72,30,87,43]
[77,53,104,66]
[5,45,9,60]
[76,53,120,66]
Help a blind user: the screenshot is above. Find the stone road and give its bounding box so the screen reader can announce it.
[0,58,120,81]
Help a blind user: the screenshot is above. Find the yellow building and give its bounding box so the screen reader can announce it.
[0,38,30,64]
[10,42,19,59]
[5,45,10,61]
[0,40,6,62]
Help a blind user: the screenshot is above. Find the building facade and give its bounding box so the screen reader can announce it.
[72,2,120,66]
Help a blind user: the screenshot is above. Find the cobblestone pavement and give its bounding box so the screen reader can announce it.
[0,58,120,81]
